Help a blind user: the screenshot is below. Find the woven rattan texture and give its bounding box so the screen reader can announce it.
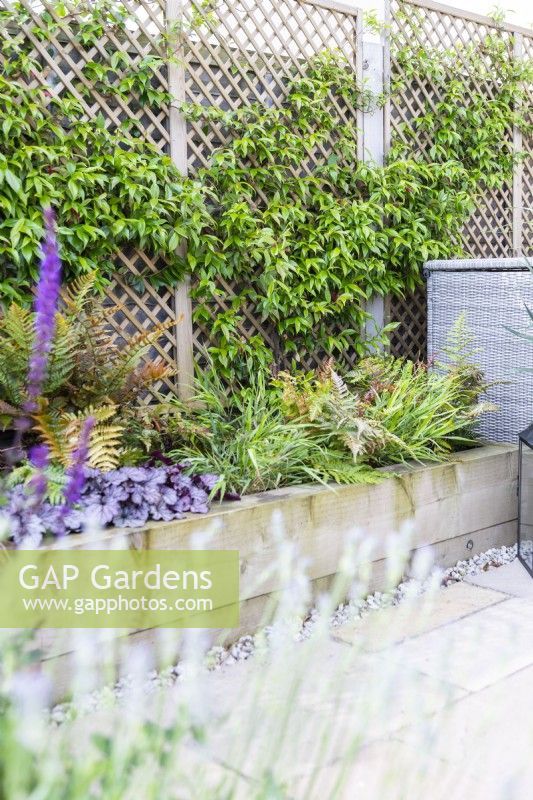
[427,259,533,443]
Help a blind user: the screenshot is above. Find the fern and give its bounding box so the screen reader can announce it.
[46,315,79,393]
[61,271,101,315]
[0,304,33,405]
[440,312,480,368]
[97,319,176,402]
[312,453,390,485]
[0,273,176,470]
[277,360,392,463]
[319,357,350,399]
[31,403,64,463]
[7,463,66,505]
[0,271,175,418]
[33,404,124,470]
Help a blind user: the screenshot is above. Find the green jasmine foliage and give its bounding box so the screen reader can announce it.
[0,1,531,381]
[0,1,214,300]
[392,8,532,187]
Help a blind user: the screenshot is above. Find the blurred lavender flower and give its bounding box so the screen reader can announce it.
[63,416,95,508]
[26,444,50,509]
[25,207,62,414]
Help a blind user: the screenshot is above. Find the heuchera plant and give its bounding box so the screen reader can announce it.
[64,465,218,530]
[4,464,218,546]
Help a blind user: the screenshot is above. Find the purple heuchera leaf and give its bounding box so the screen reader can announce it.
[199,473,219,491]
[3,464,220,544]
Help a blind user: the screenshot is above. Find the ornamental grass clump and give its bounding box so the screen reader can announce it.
[168,333,493,498]
[167,371,330,497]
[348,356,493,466]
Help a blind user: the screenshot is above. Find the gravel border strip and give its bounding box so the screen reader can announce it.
[49,543,517,723]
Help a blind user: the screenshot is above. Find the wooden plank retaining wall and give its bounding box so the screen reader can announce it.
[35,445,518,698]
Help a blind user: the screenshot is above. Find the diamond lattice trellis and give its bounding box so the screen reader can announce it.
[389,0,531,361]
[181,0,360,371]
[3,0,532,375]
[389,286,427,360]
[1,0,176,396]
[522,34,533,257]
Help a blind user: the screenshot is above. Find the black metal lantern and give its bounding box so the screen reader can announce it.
[518,423,533,577]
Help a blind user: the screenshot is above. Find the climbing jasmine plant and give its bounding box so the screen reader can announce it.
[0,0,215,300]
[182,19,531,377]
[391,6,532,185]
[0,1,531,382]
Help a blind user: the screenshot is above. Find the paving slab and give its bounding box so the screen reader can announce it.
[395,664,533,800]
[332,581,508,651]
[54,565,533,798]
[288,738,472,800]
[188,645,464,777]
[465,558,533,598]
[388,596,533,692]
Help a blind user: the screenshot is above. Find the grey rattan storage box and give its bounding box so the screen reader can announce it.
[425,258,533,444]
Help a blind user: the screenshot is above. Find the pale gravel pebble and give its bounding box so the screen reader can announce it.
[48,543,517,723]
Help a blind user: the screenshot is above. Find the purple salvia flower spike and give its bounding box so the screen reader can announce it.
[10,207,62,465]
[29,444,49,470]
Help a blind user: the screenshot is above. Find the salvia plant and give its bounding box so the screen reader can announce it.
[0,209,217,546]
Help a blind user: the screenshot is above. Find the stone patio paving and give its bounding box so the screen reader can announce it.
[66,559,533,799]
[177,559,533,799]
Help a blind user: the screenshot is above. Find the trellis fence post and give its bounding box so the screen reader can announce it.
[355,0,391,344]
[513,31,524,257]
[166,0,195,399]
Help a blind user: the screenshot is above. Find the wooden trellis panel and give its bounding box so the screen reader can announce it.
[389,0,532,360]
[3,0,532,373]
[2,0,361,380]
[389,286,427,362]
[1,0,177,397]
[522,34,533,256]
[180,0,360,370]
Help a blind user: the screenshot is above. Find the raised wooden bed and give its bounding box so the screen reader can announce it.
[37,444,518,695]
